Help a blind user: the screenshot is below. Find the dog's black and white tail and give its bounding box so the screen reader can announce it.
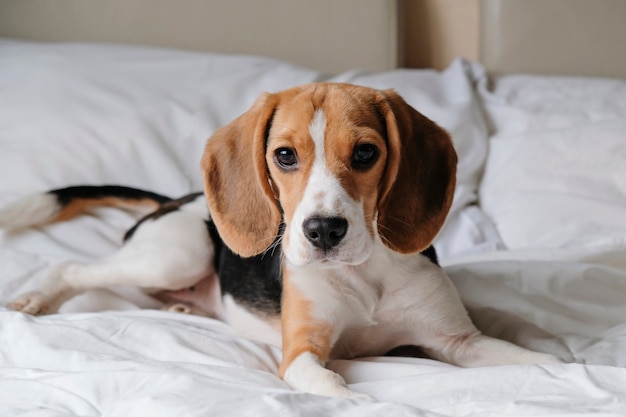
[0,185,172,231]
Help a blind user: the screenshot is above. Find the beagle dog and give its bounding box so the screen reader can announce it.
[2,83,560,401]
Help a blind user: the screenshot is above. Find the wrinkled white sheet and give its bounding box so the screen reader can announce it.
[0,39,625,416]
[1,259,625,416]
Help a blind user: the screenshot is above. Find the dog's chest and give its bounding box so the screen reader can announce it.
[293,252,440,359]
[328,278,409,357]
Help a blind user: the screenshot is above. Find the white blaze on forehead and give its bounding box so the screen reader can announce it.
[306,109,335,206]
[309,109,327,162]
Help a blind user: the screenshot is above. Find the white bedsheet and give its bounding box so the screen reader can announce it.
[0,39,624,416]
[1,258,624,416]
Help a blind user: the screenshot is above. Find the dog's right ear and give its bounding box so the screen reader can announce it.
[201,93,282,257]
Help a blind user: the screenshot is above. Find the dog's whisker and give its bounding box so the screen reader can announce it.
[374,221,393,234]
[385,215,413,228]
[260,234,284,259]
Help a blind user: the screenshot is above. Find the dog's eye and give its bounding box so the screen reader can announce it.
[352,143,379,170]
[274,147,299,170]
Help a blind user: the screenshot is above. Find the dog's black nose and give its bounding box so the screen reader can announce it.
[303,216,348,250]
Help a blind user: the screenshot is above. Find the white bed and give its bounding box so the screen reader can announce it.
[1,1,625,415]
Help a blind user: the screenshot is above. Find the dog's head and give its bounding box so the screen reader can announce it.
[201,83,456,267]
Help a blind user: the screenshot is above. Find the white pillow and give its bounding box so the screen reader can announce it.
[479,74,626,250]
[0,39,323,199]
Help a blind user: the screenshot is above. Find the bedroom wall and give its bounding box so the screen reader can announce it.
[400,0,480,70]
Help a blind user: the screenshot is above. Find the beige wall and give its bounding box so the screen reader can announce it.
[0,0,398,74]
[401,0,480,70]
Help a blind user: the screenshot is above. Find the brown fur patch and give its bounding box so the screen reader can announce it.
[376,89,457,253]
[201,93,283,257]
[278,269,334,378]
[53,197,159,222]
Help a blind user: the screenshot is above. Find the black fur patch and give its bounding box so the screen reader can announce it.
[123,192,203,242]
[208,221,283,315]
[51,185,172,206]
[420,245,439,266]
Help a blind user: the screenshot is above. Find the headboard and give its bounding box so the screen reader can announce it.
[2,0,625,78]
[0,0,398,74]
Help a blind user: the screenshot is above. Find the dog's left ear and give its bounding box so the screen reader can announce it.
[201,94,282,257]
[376,90,457,254]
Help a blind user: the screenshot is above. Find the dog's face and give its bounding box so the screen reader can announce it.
[202,83,457,267]
[265,88,388,266]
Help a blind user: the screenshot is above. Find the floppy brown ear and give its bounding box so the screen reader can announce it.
[377,90,457,254]
[201,94,282,257]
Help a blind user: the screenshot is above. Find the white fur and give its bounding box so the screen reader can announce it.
[0,193,60,230]
[222,294,280,346]
[283,351,374,401]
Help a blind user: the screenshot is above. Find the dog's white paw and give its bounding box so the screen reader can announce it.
[8,291,50,315]
[296,377,376,402]
[283,352,377,401]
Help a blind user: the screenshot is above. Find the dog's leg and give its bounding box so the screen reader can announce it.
[403,267,562,367]
[423,333,563,367]
[278,277,375,401]
[8,242,212,315]
[8,262,82,315]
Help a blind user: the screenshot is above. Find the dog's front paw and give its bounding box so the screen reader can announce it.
[290,372,376,402]
[312,373,377,402]
[283,353,377,401]
[8,291,50,315]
